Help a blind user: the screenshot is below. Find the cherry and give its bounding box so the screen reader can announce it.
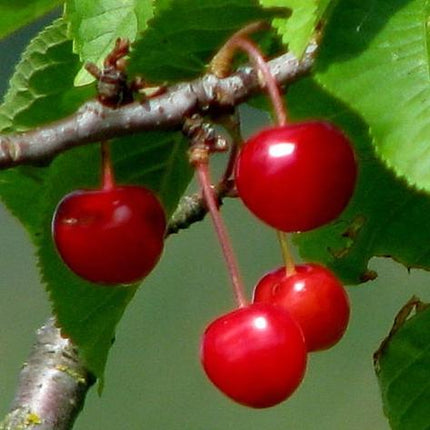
[234,121,357,232]
[52,185,166,285]
[200,303,307,408]
[253,263,350,352]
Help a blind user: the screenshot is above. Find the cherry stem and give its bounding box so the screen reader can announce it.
[196,161,248,308]
[211,22,288,126]
[277,230,296,276]
[211,24,295,276]
[233,37,287,126]
[101,141,115,190]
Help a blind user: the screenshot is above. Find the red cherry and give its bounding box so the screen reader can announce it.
[253,263,350,352]
[52,185,166,285]
[200,303,307,408]
[234,121,357,232]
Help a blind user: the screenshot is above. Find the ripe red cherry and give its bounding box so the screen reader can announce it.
[253,263,350,352]
[52,185,166,285]
[234,121,357,232]
[200,303,307,408]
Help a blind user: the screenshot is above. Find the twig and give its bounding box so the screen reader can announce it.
[0,45,316,168]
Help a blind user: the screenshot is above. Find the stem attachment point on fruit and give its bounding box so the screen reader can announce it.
[277,230,296,276]
[101,141,115,190]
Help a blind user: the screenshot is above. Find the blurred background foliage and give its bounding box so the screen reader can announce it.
[0,12,429,430]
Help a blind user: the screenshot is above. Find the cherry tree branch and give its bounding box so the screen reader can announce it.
[0,45,316,168]
[0,318,95,430]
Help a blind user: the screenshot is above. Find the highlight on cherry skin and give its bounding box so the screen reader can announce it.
[253,263,350,352]
[200,302,307,408]
[234,120,357,232]
[52,185,166,285]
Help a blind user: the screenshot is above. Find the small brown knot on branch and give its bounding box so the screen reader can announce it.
[183,114,228,165]
[85,38,144,107]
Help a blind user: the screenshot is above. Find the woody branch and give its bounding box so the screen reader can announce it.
[0,46,316,169]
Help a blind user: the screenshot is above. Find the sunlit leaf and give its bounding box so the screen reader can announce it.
[259,0,316,57]
[65,0,153,85]
[315,0,430,192]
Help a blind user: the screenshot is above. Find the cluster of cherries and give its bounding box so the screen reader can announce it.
[51,28,357,411]
[200,121,357,408]
[198,25,357,408]
[51,120,357,409]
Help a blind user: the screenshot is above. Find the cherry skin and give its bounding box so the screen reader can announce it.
[200,303,307,408]
[52,185,166,285]
[253,263,350,352]
[234,121,357,232]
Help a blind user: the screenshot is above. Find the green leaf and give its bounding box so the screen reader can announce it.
[0,18,92,132]
[374,298,430,430]
[258,0,323,57]
[315,0,430,192]
[65,0,153,86]
[258,0,333,57]
[128,0,279,83]
[0,17,193,379]
[0,1,63,40]
[285,78,430,284]
[38,132,192,379]
[0,18,92,236]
